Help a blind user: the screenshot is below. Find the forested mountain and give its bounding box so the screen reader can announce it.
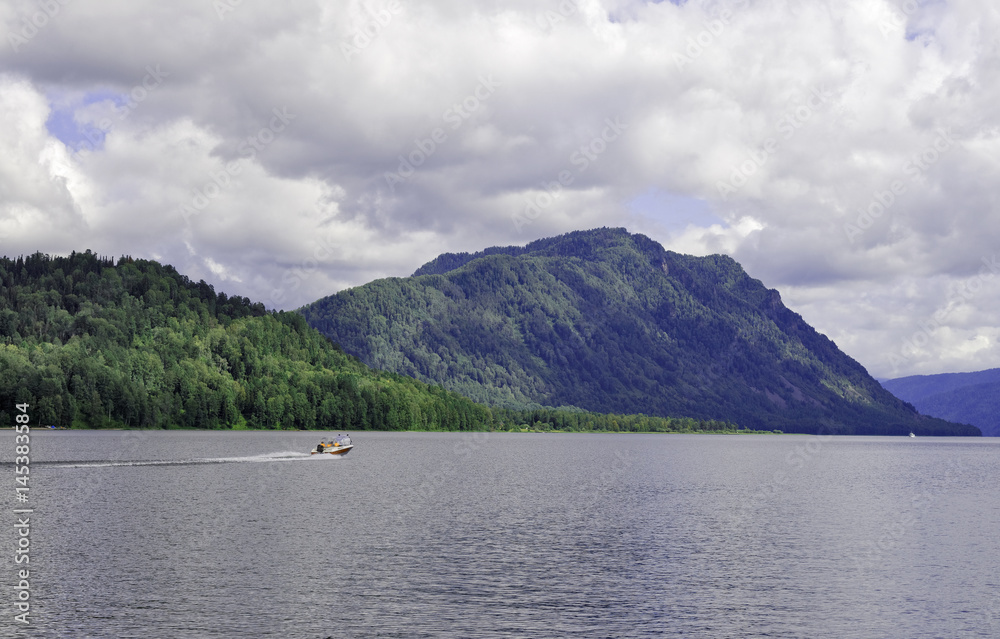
[300,228,979,436]
[882,369,1000,437]
[0,250,738,434]
[0,251,499,430]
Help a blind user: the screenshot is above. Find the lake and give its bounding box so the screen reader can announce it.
[3,430,999,637]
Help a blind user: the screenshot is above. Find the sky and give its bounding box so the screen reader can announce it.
[1,0,998,379]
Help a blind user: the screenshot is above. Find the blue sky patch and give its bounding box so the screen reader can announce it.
[45,90,128,153]
[627,189,722,231]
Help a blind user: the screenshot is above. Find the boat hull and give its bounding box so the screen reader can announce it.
[311,444,353,456]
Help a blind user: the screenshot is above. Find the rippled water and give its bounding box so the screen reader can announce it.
[3,430,999,637]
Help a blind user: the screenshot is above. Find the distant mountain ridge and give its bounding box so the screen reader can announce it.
[882,369,1000,436]
[300,228,977,436]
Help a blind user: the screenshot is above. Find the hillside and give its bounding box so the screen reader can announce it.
[0,251,496,430]
[0,250,737,434]
[882,369,1000,437]
[300,228,978,436]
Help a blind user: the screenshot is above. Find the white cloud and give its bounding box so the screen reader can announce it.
[0,0,998,377]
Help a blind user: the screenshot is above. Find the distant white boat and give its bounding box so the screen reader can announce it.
[909,432,916,438]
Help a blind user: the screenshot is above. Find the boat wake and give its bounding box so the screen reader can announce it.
[41,451,335,469]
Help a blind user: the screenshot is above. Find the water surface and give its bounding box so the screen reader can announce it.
[3,431,998,637]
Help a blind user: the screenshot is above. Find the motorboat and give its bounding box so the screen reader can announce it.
[312,434,353,455]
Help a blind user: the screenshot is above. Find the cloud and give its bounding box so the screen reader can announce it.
[1,0,998,377]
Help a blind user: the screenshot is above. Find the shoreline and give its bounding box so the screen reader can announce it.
[18,427,839,436]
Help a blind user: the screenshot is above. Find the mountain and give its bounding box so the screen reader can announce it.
[300,228,978,436]
[881,369,1000,436]
[0,250,497,430]
[0,250,738,434]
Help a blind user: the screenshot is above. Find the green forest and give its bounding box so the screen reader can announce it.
[301,228,980,436]
[0,250,739,434]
